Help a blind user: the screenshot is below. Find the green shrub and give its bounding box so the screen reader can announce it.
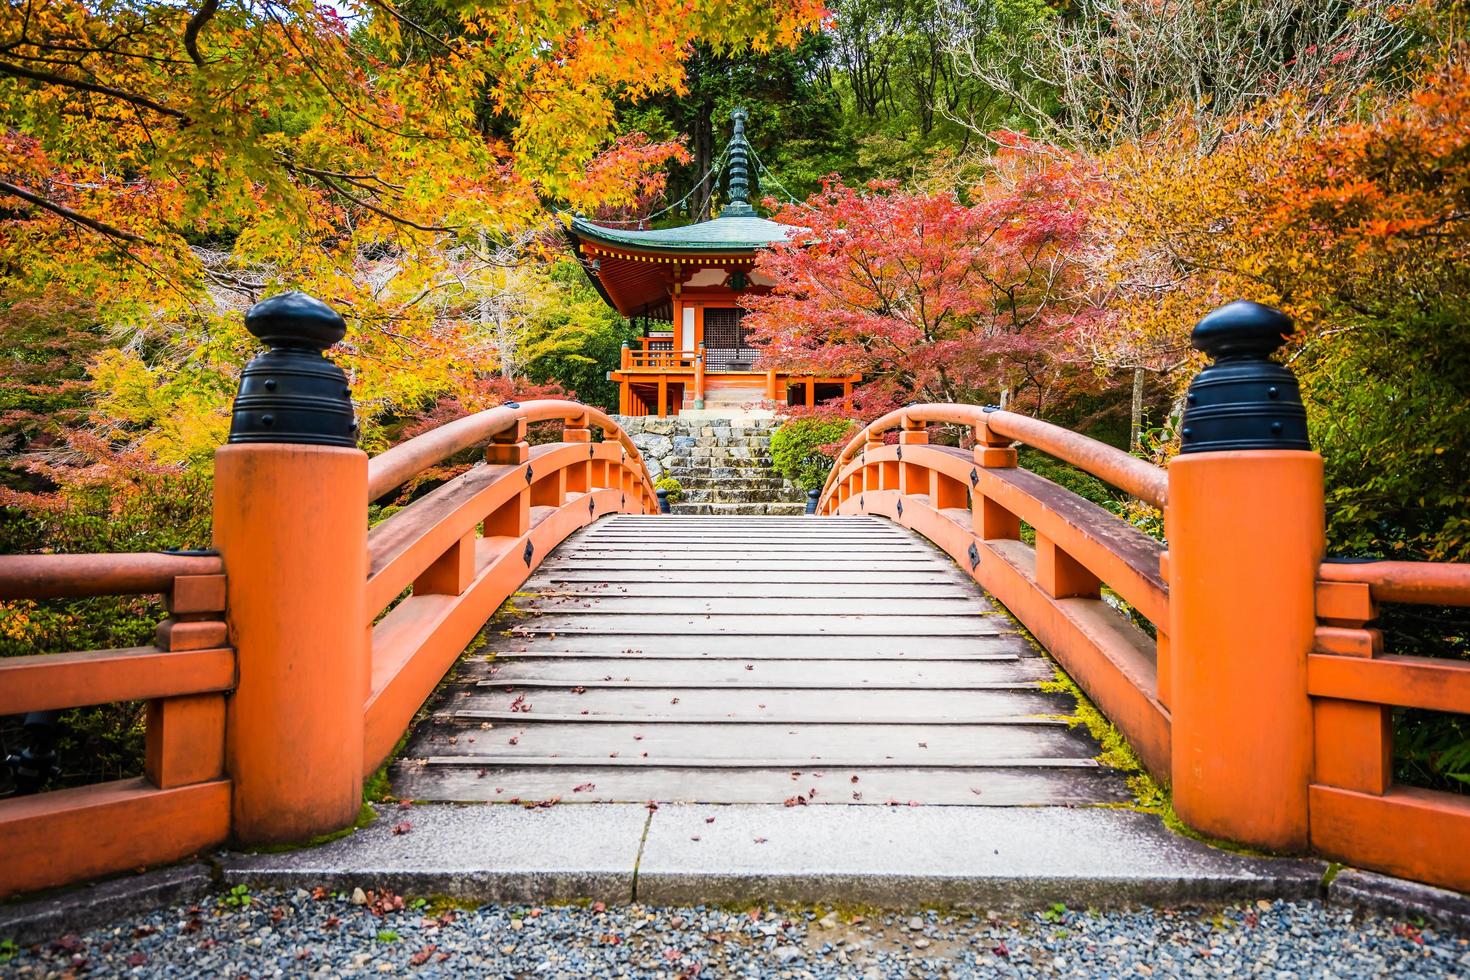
[770,418,855,491]
[654,476,684,503]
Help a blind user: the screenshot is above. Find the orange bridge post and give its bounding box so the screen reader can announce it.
[213,293,368,844]
[1167,301,1323,852]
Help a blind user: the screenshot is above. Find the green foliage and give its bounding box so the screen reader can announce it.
[0,469,212,658]
[769,418,855,491]
[0,939,19,963]
[522,262,640,413]
[1300,308,1470,566]
[1396,710,1470,791]
[222,885,252,910]
[655,477,685,503]
[376,930,400,943]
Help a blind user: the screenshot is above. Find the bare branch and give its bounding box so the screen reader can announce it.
[0,57,190,121]
[0,178,148,243]
[184,0,220,68]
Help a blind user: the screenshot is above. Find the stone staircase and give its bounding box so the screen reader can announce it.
[618,416,807,515]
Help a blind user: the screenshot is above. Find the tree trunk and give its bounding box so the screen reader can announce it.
[693,98,715,221]
[1130,366,1145,452]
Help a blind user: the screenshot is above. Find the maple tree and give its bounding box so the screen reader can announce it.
[741,149,1097,417]
[1092,48,1470,562]
[0,0,825,466]
[0,0,826,691]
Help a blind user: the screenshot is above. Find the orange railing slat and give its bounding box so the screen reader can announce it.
[985,411,1168,509]
[0,778,231,898]
[1310,784,1470,894]
[367,399,650,501]
[1308,652,1470,714]
[821,404,1167,510]
[0,646,236,716]
[1318,559,1470,607]
[0,552,223,600]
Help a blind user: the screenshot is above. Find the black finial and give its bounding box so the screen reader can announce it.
[805,488,820,515]
[1190,300,1294,361]
[722,108,755,218]
[1178,300,1309,453]
[656,488,671,514]
[244,291,346,350]
[229,292,357,447]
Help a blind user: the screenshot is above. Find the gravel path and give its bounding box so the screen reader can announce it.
[4,889,1465,977]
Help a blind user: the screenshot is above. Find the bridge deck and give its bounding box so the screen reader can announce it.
[392,516,1128,806]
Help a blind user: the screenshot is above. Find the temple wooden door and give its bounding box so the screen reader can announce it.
[702,307,758,370]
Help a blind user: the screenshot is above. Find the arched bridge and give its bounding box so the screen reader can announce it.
[2,295,1467,902]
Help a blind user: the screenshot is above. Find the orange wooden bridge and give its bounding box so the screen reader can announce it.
[2,294,1467,901]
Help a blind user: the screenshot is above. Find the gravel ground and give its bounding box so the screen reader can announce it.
[3,889,1466,978]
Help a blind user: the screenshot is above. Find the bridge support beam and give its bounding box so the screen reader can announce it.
[215,293,368,845]
[1168,452,1321,851]
[1166,301,1321,853]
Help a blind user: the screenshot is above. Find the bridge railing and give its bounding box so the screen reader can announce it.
[0,294,657,898]
[819,300,1470,893]
[817,403,1174,781]
[1308,560,1470,890]
[0,553,233,897]
[360,401,656,773]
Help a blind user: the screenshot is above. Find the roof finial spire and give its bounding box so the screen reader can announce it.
[722,107,755,218]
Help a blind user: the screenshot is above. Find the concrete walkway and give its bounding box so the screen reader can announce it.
[224,802,1325,909]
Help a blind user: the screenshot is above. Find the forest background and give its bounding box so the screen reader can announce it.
[2,1,1467,792]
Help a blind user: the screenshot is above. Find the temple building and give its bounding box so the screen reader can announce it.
[567,109,859,417]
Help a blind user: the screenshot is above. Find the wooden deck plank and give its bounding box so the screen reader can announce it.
[410,720,1097,763]
[514,596,994,616]
[448,687,1068,721]
[389,765,1128,806]
[473,657,1051,686]
[514,582,981,599]
[481,634,1030,658]
[535,570,967,584]
[508,614,1012,636]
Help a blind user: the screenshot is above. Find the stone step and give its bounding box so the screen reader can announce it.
[660,475,786,487]
[664,470,782,481]
[665,435,771,448]
[667,485,788,496]
[685,447,772,460]
[680,489,804,504]
[671,502,808,516]
[620,421,780,436]
[667,468,782,482]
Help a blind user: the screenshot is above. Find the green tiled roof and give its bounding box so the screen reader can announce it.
[570,214,801,253]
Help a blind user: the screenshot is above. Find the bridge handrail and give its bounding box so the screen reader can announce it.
[367,399,651,501]
[1307,556,1470,890]
[1318,559,1470,606]
[0,553,233,899]
[0,552,223,600]
[820,404,1168,510]
[817,411,1173,778]
[815,381,1470,895]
